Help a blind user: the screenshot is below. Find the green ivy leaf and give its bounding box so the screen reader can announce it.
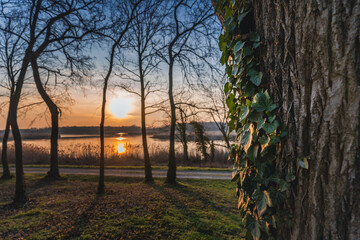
[253,42,261,49]
[234,40,245,53]
[237,11,249,23]
[232,65,239,76]
[226,93,234,109]
[224,82,230,94]
[262,120,279,134]
[269,187,285,206]
[286,173,296,182]
[251,222,261,240]
[253,189,272,216]
[250,32,260,42]
[240,124,253,153]
[279,180,290,192]
[268,115,276,123]
[240,105,250,121]
[259,135,270,152]
[252,92,270,112]
[243,46,253,56]
[248,69,262,86]
[246,144,259,162]
[232,171,240,182]
[298,157,309,169]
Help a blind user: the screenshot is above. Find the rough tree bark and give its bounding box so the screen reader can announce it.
[214,0,360,239]
[31,58,61,180]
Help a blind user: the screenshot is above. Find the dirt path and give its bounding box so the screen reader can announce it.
[10,167,232,180]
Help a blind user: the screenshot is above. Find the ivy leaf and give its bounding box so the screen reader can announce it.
[259,135,270,152]
[234,40,245,53]
[232,65,239,76]
[243,46,253,56]
[262,120,279,134]
[250,32,260,42]
[224,82,230,94]
[253,42,261,49]
[286,173,296,182]
[269,187,285,206]
[237,11,249,23]
[248,69,262,86]
[268,115,276,123]
[240,105,250,121]
[279,180,290,192]
[248,112,265,131]
[252,92,278,113]
[232,171,240,182]
[240,124,253,153]
[298,157,309,169]
[226,93,234,109]
[251,222,261,240]
[268,174,281,184]
[252,92,270,112]
[246,144,259,162]
[253,189,272,216]
[224,16,233,26]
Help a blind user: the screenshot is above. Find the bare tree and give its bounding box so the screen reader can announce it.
[0,0,100,203]
[202,75,231,149]
[117,0,167,182]
[156,0,216,184]
[96,0,141,194]
[0,18,25,179]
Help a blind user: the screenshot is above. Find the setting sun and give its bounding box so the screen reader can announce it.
[117,143,126,154]
[109,97,132,119]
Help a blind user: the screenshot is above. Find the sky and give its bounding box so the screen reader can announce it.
[0,86,166,130]
[0,0,221,130]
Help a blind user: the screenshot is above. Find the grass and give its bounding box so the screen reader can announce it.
[0,174,244,239]
[8,164,232,172]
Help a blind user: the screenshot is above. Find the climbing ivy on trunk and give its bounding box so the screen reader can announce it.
[218,1,294,239]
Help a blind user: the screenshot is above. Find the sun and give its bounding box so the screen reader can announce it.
[117,143,126,154]
[109,97,132,119]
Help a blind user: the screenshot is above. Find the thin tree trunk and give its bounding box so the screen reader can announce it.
[140,67,153,182]
[9,52,31,203]
[166,59,177,184]
[31,58,60,180]
[98,72,107,195]
[1,115,11,179]
[250,1,360,239]
[98,44,117,195]
[183,139,189,163]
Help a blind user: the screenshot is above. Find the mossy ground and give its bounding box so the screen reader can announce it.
[0,174,244,239]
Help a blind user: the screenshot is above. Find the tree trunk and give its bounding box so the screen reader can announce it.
[140,73,153,182]
[98,44,117,195]
[98,75,107,195]
[31,58,61,180]
[166,59,177,184]
[9,51,31,203]
[250,1,360,239]
[1,115,12,179]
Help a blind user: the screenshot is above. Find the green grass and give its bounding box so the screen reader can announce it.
[0,174,244,239]
[8,164,232,172]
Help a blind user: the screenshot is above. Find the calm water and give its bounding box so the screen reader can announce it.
[21,133,202,156]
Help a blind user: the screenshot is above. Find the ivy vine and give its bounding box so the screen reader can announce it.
[218,1,295,239]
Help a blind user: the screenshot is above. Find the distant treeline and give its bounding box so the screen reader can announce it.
[0,122,224,140]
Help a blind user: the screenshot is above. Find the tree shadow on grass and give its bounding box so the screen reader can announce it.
[151,182,218,237]
[62,195,101,240]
